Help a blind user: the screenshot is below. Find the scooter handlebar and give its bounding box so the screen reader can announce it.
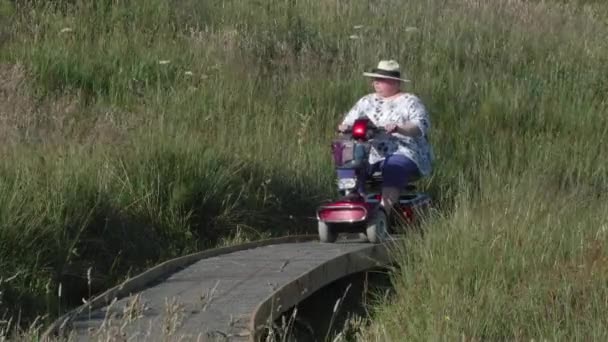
[337,126,388,136]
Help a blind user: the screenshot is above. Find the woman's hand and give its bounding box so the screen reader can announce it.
[384,122,422,137]
[337,124,350,132]
[384,123,399,134]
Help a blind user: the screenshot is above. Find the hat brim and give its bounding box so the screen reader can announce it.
[363,72,410,83]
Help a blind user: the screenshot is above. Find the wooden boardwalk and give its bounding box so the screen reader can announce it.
[44,236,393,341]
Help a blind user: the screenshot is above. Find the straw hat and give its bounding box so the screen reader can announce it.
[363,60,410,82]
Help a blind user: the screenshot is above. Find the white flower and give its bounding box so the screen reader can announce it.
[353,25,364,30]
[59,27,73,34]
[158,60,171,65]
[184,71,193,76]
[349,35,361,40]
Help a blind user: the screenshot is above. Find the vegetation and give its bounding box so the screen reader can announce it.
[357,1,608,340]
[0,0,606,339]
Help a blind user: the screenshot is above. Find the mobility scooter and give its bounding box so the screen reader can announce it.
[316,117,431,243]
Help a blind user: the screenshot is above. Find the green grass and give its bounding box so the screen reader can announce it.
[355,1,608,340]
[0,0,607,339]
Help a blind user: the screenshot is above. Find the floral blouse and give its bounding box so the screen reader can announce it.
[340,93,433,177]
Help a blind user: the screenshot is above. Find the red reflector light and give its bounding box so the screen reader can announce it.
[402,207,414,222]
[318,207,367,222]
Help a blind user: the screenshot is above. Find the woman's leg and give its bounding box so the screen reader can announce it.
[381,187,400,218]
[380,154,420,218]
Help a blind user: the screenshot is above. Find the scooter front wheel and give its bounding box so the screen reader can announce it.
[359,233,369,242]
[318,221,338,243]
[366,210,389,244]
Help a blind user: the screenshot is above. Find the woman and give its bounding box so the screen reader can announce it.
[338,60,433,219]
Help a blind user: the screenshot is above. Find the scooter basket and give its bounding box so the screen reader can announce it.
[331,139,369,167]
[331,139,354,166]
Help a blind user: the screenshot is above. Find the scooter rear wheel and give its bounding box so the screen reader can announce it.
[318,221,338,243]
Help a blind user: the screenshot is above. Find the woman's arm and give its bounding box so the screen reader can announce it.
[395,121,423,137]
[387,95,430,138]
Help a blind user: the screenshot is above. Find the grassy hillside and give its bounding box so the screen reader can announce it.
[0,0,607,339]
[355,1,608,341]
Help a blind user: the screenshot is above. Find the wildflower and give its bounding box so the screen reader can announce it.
[349,35,361,40]
[59,27,73,34]
[184,71,193,76]
[87,267,92,287]
[158,60,171,65]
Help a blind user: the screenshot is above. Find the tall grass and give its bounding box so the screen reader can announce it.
[354,0,608,340]
[363,183,608,341]
[0,0,352,321]
[0,0,607,338]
